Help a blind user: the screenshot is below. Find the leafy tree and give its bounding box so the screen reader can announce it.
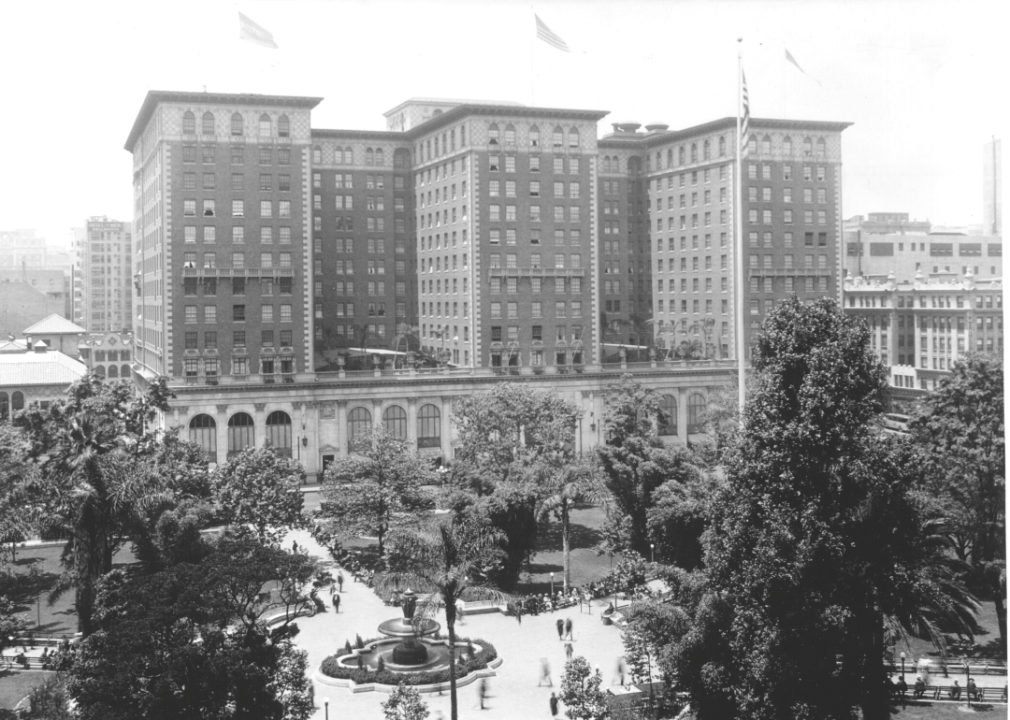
[692,298,978,720]
[213,445,305,545]
[646,468,720,570]
[382,681,430,720]
[0,424,34,561]
[378,515,507,720]
[908,354,1006,653]
[0,595,28,654]
[20,673,74,719]
[534,455,608,591]
[450,384,581,589]
[15,375,171,636]
[559,656,610,720]
[317,427,436,558]
[622,600,692,718]
[66,536,321,720]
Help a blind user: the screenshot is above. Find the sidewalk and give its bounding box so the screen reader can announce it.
[284,528,628,720]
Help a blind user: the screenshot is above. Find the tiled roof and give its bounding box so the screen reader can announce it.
[22,314,86,336]
[0,351,87,387]
[0,340,27,354]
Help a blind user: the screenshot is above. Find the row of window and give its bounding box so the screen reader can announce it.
[183,226,293,245]
[488,155,581,174]
[487,277,584,295]
[183,330,294,349]
[181,251,297,269]
[182,111,291,138]
[183,303,293,324]
[487,123,580,149]
[180,196,294,219]
[747,186,828,204]
[487,228,581,246]
[311,146,392,167]
[746,209,830,225]
[747,163,827,182]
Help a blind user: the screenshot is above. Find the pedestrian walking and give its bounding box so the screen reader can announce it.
[333,593,341,613]
[564,617,573,640]
[614,657,626,686]
[538,658,552,687]
[549,692,559,718]
[337,572,344,592]
[477,678,488,710]
[565,641,573,662]
[556,617,564,641]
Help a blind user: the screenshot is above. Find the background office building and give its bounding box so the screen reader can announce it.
[72,217,133,333]
[983,138,1001,237]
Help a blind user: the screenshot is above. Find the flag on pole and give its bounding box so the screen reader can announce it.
[785,49,804,74]
[740,69,750,156]
[239,12,278,49]
[535,14,569,52]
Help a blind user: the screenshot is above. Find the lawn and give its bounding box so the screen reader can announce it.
[3,543,136,636]
[0,671,48,712]
[891,701,1006,719]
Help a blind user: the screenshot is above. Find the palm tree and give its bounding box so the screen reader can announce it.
[376,516,508,720]
[534,456,609,592]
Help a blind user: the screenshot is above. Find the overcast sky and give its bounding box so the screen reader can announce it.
[0,0,1003,248]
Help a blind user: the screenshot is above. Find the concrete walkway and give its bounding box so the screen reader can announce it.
[284,528,628,720]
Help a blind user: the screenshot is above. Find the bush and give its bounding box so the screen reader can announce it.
[355,634,364,649]
[320,637,498,686]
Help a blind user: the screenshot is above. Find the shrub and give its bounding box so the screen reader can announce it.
[320,638,498,686]
[355,634,364,649]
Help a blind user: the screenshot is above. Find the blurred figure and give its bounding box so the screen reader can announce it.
[538,657,552,687]
[614,656,626,686]
[549,691,559,718]
[564,617,573,640]
[477,678,488,709]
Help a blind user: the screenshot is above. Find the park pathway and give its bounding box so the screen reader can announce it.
[283,528,628,720]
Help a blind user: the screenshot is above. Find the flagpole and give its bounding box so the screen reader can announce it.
[530,6,536,106]
[735,38,747,418]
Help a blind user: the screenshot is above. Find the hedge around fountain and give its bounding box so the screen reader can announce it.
[320,636,498,686]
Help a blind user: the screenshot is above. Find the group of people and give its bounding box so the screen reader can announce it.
[893,674,1005,702]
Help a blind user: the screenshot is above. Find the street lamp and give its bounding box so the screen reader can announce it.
[550,572,555,596]
[650,543,655,564]
[900,651,905,682]
[324,697,330,720]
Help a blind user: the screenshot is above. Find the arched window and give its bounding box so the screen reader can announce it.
[748,134,758,154]
[687,393,706,434]
[383,405,407,439]
[803,136,813,155]
[690,143,698,162]
[201,111,215,135]
[678,146,685,165]
[189,414,216,461]
[312,145,322,164]
[107,365,119,378]
[529,125,540,147]
[552,126,564,147]
[11,392,23,414]
[94,365,106,377]
[655,152,661,170]
[365,148,374,166]
[488,123,499,144]
[815,137,826,158]
[718,136,726,157]
[394,148,410,168]
[658,394,678,436]
[666,149,673,167]
[612,156,620,173]
[375,148,384,165]
[182,111,196,135]
[230,112,243,136]
[344,147,353,164]
[227,412,255,457]
[259,113,271,137]
[761,135,772,155]
[278,114,290,137]
[417,404,441,448]
[0,392,8,420]
[347,407,372,451]
[266,410,292,457]
[703,139,711,160]
[121,364,131,378]
[602,156,610,173]
[568,126,579,148]
[783,136,793,155]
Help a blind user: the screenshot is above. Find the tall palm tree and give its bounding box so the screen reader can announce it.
[376,516,508,720]
[533,456,609,592]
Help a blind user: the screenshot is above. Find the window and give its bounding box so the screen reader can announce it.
[230,112,243,136]
[201,111,215,135]
[227,413,255,456]
[383,405,407,439]
[659,394,678,436]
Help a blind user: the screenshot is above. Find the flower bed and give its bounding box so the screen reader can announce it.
[320,637,497,687]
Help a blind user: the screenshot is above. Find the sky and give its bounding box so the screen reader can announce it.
[0,0,1004,249]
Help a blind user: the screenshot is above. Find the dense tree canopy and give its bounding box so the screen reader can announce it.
[908,354,1006,653]
[213,445,305,545]
[317,427,436,558]
[683,298,978,720]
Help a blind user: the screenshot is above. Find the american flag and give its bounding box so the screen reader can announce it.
[740,69,750,156]
[535,14,569,53]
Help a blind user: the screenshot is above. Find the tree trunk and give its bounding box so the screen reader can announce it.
[562,501,571,593]
[446,602,459,720]
[992,576,1007,657]
[860,616,889,720]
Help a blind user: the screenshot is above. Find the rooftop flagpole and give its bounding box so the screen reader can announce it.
[735,38,747,418]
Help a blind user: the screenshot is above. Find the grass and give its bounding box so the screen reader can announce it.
[891,702,1006,719]
[0,670,49,711]
[3,543,136,636]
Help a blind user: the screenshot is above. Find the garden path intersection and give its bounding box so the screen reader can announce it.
[284,528,628,720]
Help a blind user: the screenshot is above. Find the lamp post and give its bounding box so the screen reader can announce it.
[965,661,971,707]
[550,572,555,597]
[650,543,655,564]
[900,651,905,682]
[324,697,329,720]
